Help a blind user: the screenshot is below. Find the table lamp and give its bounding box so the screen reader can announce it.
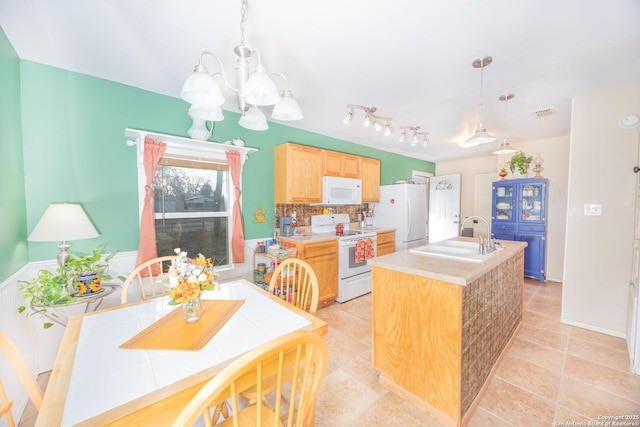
[27,203,100,267]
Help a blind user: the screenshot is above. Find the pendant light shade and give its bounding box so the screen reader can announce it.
[462,56,496,147]
[493,93,518,155]
[239,106,269,131]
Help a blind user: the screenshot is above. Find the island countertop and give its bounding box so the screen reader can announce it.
[367,237,527,286]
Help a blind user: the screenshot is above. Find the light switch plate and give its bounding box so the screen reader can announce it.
[584,204,602,216]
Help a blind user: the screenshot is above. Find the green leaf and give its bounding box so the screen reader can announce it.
[18,306,26,313]
[43,323,53,329]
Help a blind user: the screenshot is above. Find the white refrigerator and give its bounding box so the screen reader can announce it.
[373,183,429,251]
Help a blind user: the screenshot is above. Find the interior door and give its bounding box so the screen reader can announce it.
[428,173,461,243]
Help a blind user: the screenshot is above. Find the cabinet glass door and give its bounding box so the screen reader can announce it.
[520,182,546,222]
[492,182,515,222]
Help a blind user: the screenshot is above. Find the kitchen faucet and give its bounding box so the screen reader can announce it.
[460,215,494,254]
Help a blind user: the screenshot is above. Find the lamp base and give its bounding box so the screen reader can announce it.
[57,242,71,267]
[533,164,544,179]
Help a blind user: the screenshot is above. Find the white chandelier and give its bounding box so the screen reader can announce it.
[180,0,302,137]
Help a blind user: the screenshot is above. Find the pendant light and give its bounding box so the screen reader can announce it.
[460,56,497,147]
[493,93,518,155]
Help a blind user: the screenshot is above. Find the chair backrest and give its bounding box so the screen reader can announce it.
[120,255,177,304]
[0,331,43,427]
[173,330,328,427]
[268,259,319,315]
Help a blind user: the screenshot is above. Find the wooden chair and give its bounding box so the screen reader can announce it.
[172,330,328,427]
[268,259,319,316]
[0,331,44,427]
[120,255,177,304]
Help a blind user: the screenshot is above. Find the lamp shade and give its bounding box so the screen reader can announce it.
[239,106,269,131]
[271,90,303,121]
[28,203,99,242]
[243,65,281,106]
[180,66,225,107]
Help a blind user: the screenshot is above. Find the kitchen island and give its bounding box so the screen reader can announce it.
[368,237,526,427]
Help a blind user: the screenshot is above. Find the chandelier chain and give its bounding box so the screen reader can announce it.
[239,0,248,46]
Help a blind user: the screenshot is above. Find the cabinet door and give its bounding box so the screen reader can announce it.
[361,157,381,202]
[299,240,338,305]
[518,233,546,282]
[492,229,515,241]
[492,181,516,223]
[274,143,323,203]
[518,180,547,224]
[322,151,361,178]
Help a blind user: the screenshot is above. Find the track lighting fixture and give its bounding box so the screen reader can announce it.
[343,104,393,136]
[399,126,429,147]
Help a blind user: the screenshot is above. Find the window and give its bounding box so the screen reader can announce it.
[153,157,231,268]
[129,129,257,271]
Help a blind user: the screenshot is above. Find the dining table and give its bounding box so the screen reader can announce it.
[36,279,328,426]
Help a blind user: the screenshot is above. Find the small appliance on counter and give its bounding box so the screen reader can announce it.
[279,216,293,236]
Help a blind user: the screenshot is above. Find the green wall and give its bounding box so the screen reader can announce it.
[0,27,28,281]
[1,31,433,279]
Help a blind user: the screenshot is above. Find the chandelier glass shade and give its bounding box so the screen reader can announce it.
[238,106,269,131]
[180,0,302,133]
[462,56,497,147]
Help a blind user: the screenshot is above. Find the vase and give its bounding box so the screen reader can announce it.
[513,169,529,179]
[182,296,202,323]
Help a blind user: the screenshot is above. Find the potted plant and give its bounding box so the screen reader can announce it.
[18,244,119,328]
[509,151,533,178]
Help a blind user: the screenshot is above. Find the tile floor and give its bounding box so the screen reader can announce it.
[312,278,640,426]
[19,279,640,426]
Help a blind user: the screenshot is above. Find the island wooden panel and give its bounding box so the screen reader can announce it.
[371,244,524,427]
[372,266,462,422]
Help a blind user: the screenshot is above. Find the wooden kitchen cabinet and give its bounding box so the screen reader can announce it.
[361,157,380,202]
[322,150,361,178]
[376,230,395,256]
[274,143,323,203]
[286,239,338,306]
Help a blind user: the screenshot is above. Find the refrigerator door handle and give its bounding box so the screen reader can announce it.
[406,197,412,241]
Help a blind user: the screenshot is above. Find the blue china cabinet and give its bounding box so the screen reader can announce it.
[491,178,549,282]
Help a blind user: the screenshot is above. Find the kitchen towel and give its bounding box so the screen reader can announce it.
[355,238,375,263]
[119,299,245,351]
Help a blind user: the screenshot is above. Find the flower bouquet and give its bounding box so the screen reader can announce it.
[162,248,219,322]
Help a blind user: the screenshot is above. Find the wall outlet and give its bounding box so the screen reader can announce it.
[584,204,602,216]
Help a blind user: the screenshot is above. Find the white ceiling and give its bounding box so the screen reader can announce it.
[1,0,639,162]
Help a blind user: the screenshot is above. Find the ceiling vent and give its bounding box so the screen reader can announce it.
[533,107,555,118]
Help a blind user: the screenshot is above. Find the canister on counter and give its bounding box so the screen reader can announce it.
[256,262,267,274]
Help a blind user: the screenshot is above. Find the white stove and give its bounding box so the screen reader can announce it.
[311,214,377,302]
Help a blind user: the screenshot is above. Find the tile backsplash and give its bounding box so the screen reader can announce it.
[274,204,368,227]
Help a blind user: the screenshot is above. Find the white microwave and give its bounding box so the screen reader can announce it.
[322,176,362,205]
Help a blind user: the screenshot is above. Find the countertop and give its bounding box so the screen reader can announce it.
[367,237,527,286]
[279,225,396,244]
